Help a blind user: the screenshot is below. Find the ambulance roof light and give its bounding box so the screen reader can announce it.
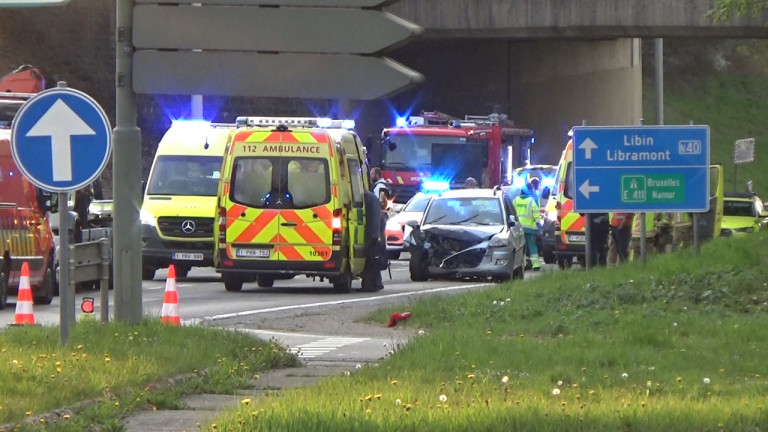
[235,116,355,130]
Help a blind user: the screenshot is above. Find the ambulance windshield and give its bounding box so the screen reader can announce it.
[146,155,222,196]
[230,157,329,209]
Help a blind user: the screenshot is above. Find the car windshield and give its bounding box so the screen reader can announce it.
[382,134,467,170]
[424,197,503,226]
[403,193,432,212]
[146,155,222,196]
[723,199,757,217]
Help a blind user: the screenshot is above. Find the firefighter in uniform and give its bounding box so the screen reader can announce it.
[630,212,658,261]
[672,212,693,251]
[655,212,673,253]
[607,212,634,266]
[513,182,541,270]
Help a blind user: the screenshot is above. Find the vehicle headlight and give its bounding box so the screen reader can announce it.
[140,209,157,227]
[735,227,755,233]
[547,210,557,221]
[489,233,509,247]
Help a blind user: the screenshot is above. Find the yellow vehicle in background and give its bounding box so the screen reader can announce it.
[214,117,370,293]
[140,121,235,280]
[720,191,766,237]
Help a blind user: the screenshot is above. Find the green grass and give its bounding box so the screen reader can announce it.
[0,319,300,431]
[644,67,768,195]
[209,232,768,431]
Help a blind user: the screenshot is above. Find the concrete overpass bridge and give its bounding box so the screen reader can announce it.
[353,0,768,163]
[389,0,768,39]
[2,0,766,163]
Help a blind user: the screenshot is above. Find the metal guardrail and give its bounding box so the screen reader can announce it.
[69,237,111,322]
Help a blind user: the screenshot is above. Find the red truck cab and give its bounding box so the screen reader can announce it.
[0,96,56,308]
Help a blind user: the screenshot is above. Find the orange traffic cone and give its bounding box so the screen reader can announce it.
[14,262,35,325]
[161,265,180,326]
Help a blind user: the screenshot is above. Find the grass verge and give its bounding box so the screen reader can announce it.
[210,232,768,431]
[0,319,300,431]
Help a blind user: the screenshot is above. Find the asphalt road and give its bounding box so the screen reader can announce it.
[1,257,555,361]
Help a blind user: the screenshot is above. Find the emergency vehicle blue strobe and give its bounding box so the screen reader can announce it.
[572,125,710,213]
[10,87,112,192]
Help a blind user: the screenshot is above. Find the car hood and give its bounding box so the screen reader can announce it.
[721,216,758,229]
[388,211,423,225]
[421,224,504,242]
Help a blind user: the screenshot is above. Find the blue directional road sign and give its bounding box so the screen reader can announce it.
[11,87,112,193]
[572,125,710,213]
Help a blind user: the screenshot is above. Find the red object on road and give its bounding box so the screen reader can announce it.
[388,311,412,328]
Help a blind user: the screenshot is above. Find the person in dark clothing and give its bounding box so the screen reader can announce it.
[361,190,386,292]
[589,212,610,267]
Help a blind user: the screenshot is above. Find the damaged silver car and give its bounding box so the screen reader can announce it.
[404,188,526,282]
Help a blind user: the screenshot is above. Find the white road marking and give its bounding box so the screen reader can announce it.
[206,282,492,321]
[232,329,368,358]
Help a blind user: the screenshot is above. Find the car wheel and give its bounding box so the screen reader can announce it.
[512,264,524,280]
[257,275,274,288]
[386,250,401,260]
[542,247,555,264]
[409,249,429,282]
[33,263,54,305]
[142,267,156,281]
[223,274,243,292]
[175,266,190,278]
[0,266,8,310]
[332,267,352,293]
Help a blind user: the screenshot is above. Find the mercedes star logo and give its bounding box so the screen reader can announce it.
[181,220,196,234]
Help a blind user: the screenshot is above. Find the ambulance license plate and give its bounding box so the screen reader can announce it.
[173,252,204,260]
[237,248,270,258]
[567,235,585,243]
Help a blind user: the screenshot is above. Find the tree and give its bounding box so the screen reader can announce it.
[710,0,768,22]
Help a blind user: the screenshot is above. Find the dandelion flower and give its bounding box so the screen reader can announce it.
[493,301,498,305]
[552,388,560,396]
[676,377,682,383]
[391,380,398,386]
[506,298,511,302]
[345,371,351,376]
[557,380,563,386]
[501,376,509,384]
[395,399,401,405]
[621,373,628,379]
[703,377,711,384]
[418,330,425,335]
[355,364,362,369]
[241,399,251,406]
[365,408,372,416]
[439,394,447,403]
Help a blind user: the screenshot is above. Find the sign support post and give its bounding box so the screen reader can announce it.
[114,0,143,324]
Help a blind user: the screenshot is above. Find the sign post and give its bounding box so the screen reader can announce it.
[11,83,112,345]
[733,137,755,192]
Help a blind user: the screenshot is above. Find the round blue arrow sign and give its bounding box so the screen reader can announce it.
[10,87,112,193]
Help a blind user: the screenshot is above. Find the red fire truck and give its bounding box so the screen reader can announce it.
[371,111,535,203]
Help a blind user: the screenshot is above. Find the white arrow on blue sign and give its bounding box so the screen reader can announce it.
[11,87,112,193]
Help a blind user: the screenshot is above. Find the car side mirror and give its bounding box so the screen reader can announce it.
[405,219,419,228]
[508,215,517,226]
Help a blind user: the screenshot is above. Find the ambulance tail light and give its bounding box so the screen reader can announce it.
[332,208,343,245]
[218,207,227,243]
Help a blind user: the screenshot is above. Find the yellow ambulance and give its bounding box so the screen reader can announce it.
[214,117,370,292]
[140,120,235,280]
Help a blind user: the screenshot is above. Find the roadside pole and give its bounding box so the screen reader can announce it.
[114,0,143,323]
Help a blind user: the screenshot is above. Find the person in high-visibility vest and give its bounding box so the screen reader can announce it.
[672,212,693,251]
[630,212,658,261]
[513,182,542,270]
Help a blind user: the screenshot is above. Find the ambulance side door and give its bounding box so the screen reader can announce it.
[345,157,367,274]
